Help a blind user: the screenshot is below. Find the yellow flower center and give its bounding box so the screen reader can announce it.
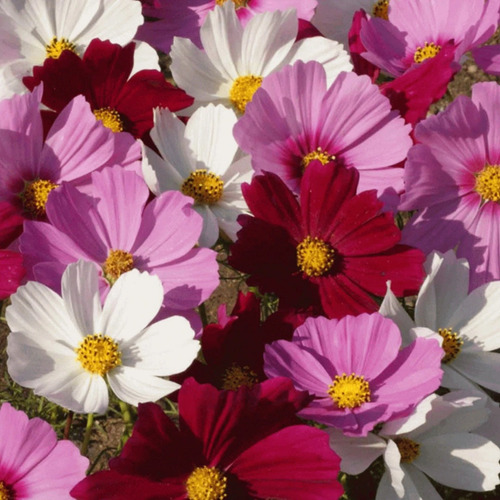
[328,373,371,409]
[75,334,122,376]
[0,481,12,500]
[475,164,500,202]
[93,107,124,133]
[20,179,59,218]
[221,364,259,391]
[394,437,420,463]
[229,75,263,114]
[215,0,248,8]
[102,249,134,285]
[181,169,224,204]
[45,37,78,59]
[185,466,227,500]
[372,0,389,20]
[414,42,441,63]
[438,327,463,363]
[301,147,335,170]
[296,236,335,277]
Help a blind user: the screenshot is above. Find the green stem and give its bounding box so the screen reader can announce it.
[80,413,94,455]
[118,400,133,449]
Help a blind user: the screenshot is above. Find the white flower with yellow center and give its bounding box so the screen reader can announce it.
[170,1,352,116]
[6,260,200,414]
[0,0,143,97]
[142,103,253,248]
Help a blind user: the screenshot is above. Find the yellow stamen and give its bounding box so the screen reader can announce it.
[296,236,335,277]
[0,481,12,500]
[185,466,227,500]
[20,179,59,218]
[75,334,121,376]
[372,0,389,20]
[301,147,335,170]
[45,37,78,59]
[438,327,463,363]
[215,0,248,7]
[93,107,124,133]
[181,169,224,204]
[229,75,263,114]
[328,373,371,409]
[475,164,500,202]
[394,437,420,463]
[221,364,258,391]
[414,42,441,63]
[102,249,134,285]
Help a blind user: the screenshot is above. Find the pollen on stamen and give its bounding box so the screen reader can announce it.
[301,147,335,170]
[103,249,134,285]
[0,481,12,500]
[221,364,259,391]
[328,373,371,409]
[475,164,500,203]
[372,0,389,20]
[438,327,463,363]
[296,236,335,277]
[229,75,263,114]
[185,466,228,500]
[75,334,122,376]
[93,107,124,133]
[45,37,78,59]
[20,179,59,219]
[414,42,441,63]
[181,169,224,205]
[394,437,420,463]
[215,0,248,8]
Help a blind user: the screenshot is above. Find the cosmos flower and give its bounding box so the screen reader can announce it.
[19,165,219,312]
[0,402,89,498]
[233,60,412,206]
[228,161,425,319]
[170,2,352,115]
[142,103,253,247]
[264,313,443,436]
[70,377,343,499]
[399,82,500,289]
[6,260,201,414]
[0,0,144,97]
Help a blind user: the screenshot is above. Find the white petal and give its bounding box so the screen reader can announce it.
[132,41,159,74]
[61,260,101,337]
[122,316,199,376]
[142,143,183,196]
[383,439,405,497]
[99,269,163,343]
[401,467,442,500]
[451,350,500,392]
[108,366,179,406]
[327,428,386,475]
[196,204,221,248]
[375,467,429,500]
[417,433,500,491]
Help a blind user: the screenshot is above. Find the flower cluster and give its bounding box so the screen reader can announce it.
[0,0,499,499]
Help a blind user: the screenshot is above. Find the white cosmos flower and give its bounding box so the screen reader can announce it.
[6,260,200,414]
[142,103,253,248]
[328,391,500,499]
[380,250,500,394]
[0,0,143,97]
[170,1,353,116]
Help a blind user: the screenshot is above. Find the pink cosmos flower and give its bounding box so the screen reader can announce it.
[472,44,500,76]
[400,82,500,290]
[264,313,443,436]
[360,0,500,78]
[0,85,140,223]
[138,0,318,52]
[19,165,219,315]
[233,60,412,208]
[0,402,88,498]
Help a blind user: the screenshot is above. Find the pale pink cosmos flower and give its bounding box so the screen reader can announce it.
[263,313,443,436]
[0,402,88,498]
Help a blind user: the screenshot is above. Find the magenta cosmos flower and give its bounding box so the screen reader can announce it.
[0,85,139,222]
[233,60,412,208]
[360,0,500,78]
[19,165,219,313]
[400,82,500,290]
[71,377,343,500]
[264,313,443,436]
[229,161,425,319]
[0,402,88,498]
[137,0,317,52]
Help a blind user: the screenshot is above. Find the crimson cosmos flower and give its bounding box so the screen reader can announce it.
[229,161,425,319]
[23,39,193,142]
[70,377,343,500]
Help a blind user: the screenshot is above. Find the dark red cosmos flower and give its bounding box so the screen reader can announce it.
[0,250,24,299]
[23,39,193,142]
[70,377,343,500]
[228,161,425,319]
